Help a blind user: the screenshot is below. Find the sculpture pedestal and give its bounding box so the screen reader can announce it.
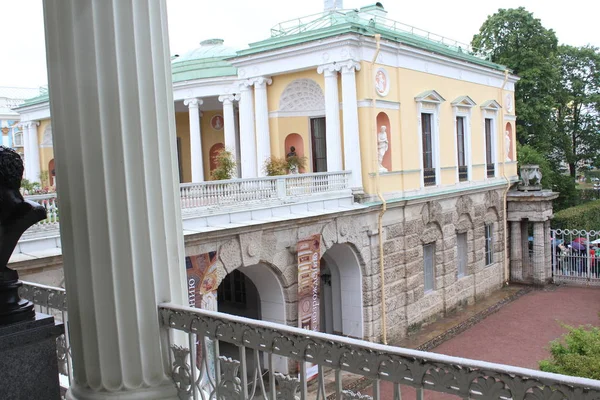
[0,314,64,400]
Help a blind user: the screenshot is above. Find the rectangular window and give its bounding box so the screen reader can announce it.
[456,117,468,182]
[424,243,435,292]
[421,113,435,186]
[485,224,493,266]
[311,117,327,173]
[457,233,467,278]
[485,118,495,177]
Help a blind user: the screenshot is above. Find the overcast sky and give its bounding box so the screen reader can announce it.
[1,0,598,89]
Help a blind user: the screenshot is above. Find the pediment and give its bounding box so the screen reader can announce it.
[480,99,502,111]
[451,95,476,107]
[415,90,445,104]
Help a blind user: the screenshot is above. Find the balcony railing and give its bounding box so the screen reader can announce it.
[487,163,495,178]
[423,168,436,187]
[458,165,468,182]
[24,171,351,232]
[19,281,600,400]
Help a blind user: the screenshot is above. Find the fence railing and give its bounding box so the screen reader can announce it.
[19,281,71,395]
[159,302,600,400]
[552,229,600,285]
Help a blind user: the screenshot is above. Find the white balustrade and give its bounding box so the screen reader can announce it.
[24,172,351,231]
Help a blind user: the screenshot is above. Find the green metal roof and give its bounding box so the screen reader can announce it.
[236,8,507,71]
[18,87,49,108]
[171,39,238,83]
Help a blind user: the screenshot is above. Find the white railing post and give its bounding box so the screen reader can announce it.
[276,177,287,200]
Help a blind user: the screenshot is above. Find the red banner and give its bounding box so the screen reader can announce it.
[297,234,321,379]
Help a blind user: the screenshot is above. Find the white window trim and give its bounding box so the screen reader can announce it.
[481,100,501,180]
[452,98,475,183]
[13,130,24,147]
[416,90,445,188]
[484,223,494,266]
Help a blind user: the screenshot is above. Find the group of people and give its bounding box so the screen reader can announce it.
[554,240,600,277]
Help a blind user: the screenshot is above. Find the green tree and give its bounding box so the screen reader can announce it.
[472,7,559,150]
[552,45,600,178]
[540,324,600,380]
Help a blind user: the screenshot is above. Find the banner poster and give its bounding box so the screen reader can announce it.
[186,251,219,379]
[297,234,322,380]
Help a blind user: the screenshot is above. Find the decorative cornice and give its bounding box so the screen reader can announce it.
[183,98,202,108]
[357,100,400,110]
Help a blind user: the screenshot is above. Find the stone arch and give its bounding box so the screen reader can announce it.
[284,133,305,173]
[279,79,325,113]
[376,112,392,171]
[41,124,53,147]
[321,243,364,339]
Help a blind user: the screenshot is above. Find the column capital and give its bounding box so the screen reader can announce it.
[339,60,361,74]
[317,63,339,76]
[218,93,240,104]
[249,76,272,88]
[183,98,202,108]
[23,121,40,128]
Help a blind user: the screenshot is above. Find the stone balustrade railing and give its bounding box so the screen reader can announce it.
[19,281,600,400]
[24,171,352,232]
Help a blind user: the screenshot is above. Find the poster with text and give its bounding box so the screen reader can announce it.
[297,234,321,379]
[186,251,219,379]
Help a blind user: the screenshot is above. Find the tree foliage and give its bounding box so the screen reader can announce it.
[210,149,236,180]
[540,324,600,380]
[472,7,559,149]
[552,45,600,177]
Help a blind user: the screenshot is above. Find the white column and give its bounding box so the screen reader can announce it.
[239,82,257,178]
[218,93,240,164]
[184,98,204,182]
[43,1,186,399]
[340,61,363,189]
[252,77,272,176]
[28,121,41,183]
[21,123,31,180]
[317,64,343,172]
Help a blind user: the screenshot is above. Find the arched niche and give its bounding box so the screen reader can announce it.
[209,142,224,175]
[505,122,514,161]
[279,79,325,113]
[284,133,305,172]
[48,159,56,186]
[376,112,392,171]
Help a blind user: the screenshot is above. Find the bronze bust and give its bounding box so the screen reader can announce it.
[0,146,47,324]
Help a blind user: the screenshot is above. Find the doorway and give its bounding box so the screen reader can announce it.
[310,117,327,172]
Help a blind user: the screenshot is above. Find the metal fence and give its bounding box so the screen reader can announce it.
[552,229,600,285]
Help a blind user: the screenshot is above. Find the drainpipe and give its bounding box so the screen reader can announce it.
[371,34,388,344]
[500,69,511,284]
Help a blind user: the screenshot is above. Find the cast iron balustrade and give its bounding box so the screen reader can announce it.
[486,163,495,178]
[423,168,436,187]
[458,166,468,182]
[19,281,600,400]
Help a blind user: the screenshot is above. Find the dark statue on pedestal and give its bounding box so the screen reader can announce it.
[0,146,46,325]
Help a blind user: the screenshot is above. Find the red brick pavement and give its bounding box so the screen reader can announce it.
[360,286,600,399]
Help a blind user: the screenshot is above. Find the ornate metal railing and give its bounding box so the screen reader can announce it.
[179,171,351,210]
[458,166,468,182]
[159,302,600,400]
[552,228,600,286]
[19,281,71,395]
[423,168,436,187]
[487,163,495,178]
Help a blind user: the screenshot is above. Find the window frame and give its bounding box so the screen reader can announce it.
[457,232,468,278]
[451,96,475,183]
[415,90,445,188]
[484,224,494,266]
[423,243,435,293]
[481,100,501,179]
[13,130,24,147]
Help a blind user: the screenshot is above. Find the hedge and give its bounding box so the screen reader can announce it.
[553,200,600,230]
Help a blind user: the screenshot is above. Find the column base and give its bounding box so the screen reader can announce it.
[67,382,179,400]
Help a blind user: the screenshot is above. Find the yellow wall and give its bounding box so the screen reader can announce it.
[200,110,225,180]
[37,119,54,187]
[175,112,192,183]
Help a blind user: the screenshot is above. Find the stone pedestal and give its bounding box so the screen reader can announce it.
[0,314,63,400]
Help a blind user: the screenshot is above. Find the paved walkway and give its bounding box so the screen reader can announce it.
[358,286,600,399]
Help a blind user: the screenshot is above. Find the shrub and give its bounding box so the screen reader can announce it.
[286,155,308,173]
[552,200,600,230]
[263,157,289,176]
[210,149,236,181]
[539,324,600,380]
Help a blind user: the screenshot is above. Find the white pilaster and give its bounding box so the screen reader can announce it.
[218,93,240,168]
[21,123,31,180]
[340,61,363,189]
[317,64,343,172]
[43,1,185,399]
[239,82,257,178]
[184,98,204,182]
[252,77,272,176]
[28,121,41,183]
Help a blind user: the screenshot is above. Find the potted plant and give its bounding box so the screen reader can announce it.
[263,157,289,176]
[211,149,237,180]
